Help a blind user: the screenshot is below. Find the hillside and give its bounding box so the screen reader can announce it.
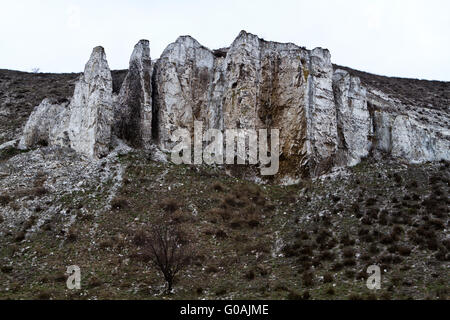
[0,147,448,299]
[0,32,449,300]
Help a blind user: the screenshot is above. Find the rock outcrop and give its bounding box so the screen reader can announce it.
[153,31,338,179]
[68,46,113,158]
[369,97,450,163]
[19,98,70,149]
[333,68,450,165]
[333,69,372,166]
[152,36,217,149]
[18,31,450,180]
[20,46,114,159]
[114,40,152,148]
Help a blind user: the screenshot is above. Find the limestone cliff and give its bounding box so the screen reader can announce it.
[333,68,450,166]
[153,31,338,179]
[332,69,372,166]
[18,31,450,181]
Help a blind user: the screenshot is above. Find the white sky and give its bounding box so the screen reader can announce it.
[0,0,449,80]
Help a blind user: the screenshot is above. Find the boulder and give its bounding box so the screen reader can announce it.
[19,98,70,149]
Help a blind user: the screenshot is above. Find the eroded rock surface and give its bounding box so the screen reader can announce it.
[68,46,113,158]
[370,102,450,163]
[333,69,372,166]
[16,31,450,180]
[152,36,217,149]
[19,98,70,149]
[333,68,450,166]
[19,47,114,159]
[153,31,339,179]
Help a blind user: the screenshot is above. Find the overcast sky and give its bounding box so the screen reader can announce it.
[1,0,449,80]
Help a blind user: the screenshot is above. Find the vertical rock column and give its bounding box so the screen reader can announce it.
[114,40,152,148]
[305,48,338,174]
[68,46,113,158]
[222,31,312,178]
[152,36,215,150]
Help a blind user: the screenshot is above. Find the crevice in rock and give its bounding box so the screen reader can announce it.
[151,61,160,142]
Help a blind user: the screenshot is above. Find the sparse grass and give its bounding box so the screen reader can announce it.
[133,228,147,246]
[286,291,303,300]
[66,227,78,243]
[244,269,255,281]
[366,198,377,207]
[0,147,28,162]
[36,291,52,300]
[88,276,103,289]
[323,273,333,283]
[11,187,48,199]
[326,287,335,295]
[14,231,26,242]
[99,238,114,250]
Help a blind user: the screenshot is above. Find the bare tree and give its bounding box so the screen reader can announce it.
[144,223,193,294]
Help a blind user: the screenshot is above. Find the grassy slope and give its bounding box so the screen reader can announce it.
[0,152,448,300]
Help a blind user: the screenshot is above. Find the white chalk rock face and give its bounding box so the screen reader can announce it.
[19,98,70,149]
[222,32,338,177]
[333,69,372,166]
[153,31,338,178]
[153,36,216,150]
[305,48,338,174]
[368,88,450,163]
[18,32,449,180]
[114,40,152,148]
[68,46,113,158]
[19,47,114,158]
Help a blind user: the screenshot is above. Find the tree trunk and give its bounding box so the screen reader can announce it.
[167,279,173,294]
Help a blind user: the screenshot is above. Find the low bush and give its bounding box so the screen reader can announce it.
[160,198,180,213]
[323,273,333,283]
[0,194,11,206]
[111,197,129,210]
